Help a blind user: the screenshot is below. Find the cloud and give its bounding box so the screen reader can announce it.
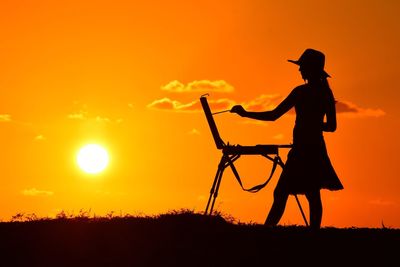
[336,101,385,118]
[161,80,234,93]
[369,199,395,206]
[161,80,185,92]
[67,112,86,120]
[151,81,386,119]
[0,114,12,122]
[240,97,385,118]
[22,188,54,197]
[93,115,123,124]
[147,98,197,111]
[149,96,386,119]
[96,116,111,123]
[148,94,282,113]
[244,94,282,111]
[147,97,235,112]
[67,110,122,124]
[147,95,282,113]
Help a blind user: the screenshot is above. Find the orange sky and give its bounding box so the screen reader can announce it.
[0,0,399,228]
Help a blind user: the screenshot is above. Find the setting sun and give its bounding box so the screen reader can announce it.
[77,144,109,174]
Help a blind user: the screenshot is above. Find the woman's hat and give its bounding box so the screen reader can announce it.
[288,48,331,78]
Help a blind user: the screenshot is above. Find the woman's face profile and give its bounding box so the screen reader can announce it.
[299,65,319,80]
[299,66,308,80]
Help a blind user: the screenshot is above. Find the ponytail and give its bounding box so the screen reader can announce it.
[320,76,337,106]
[321,76,331,92]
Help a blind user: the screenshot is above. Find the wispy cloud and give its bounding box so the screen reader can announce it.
[244,94,282,111]
[240,96,385,118]
[151,80,385,119]
[147,98,198,111]
[161,80,234,93]
[0,114,12,122]
[67,111,87,120]
[147,97,234,112]
[336,101,385,118]
[239,97,386,118]
[369,199,395,206]
[67,110,122,124]
[22,188,54,197]
[148,96,385,119]
[95,116,111,123]
[148,94,281,113]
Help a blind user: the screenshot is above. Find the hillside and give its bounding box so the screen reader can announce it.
[0,211,399,267]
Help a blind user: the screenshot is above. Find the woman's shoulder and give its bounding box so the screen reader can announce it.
[290,84,307,96]
[294,84,308,90]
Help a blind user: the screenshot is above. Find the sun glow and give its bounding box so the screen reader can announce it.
[77,144,109,174]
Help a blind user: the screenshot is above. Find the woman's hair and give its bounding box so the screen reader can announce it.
[302,62,335,105]
[321,76,331,92]
[305,71,335,105]
[320,76,337,106]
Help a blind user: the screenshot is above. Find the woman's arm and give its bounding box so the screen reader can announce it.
[323,90,337,132]
[231,89,296,121]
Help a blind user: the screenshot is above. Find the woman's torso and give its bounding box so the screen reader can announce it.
[293,84,329,146]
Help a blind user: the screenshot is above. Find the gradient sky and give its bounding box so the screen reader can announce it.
[1,0,399,228]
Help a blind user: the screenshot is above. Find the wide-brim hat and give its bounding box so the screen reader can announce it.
[288,48,331,78]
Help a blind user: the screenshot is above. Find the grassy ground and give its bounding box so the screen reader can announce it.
[0,210,399,267]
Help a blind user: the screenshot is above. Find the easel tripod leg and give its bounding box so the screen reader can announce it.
[209,166,224,215]
[205,161,225,215]
[294,194,309,227]
[280,158,309,227]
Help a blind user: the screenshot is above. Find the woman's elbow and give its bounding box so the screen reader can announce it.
[323,123,337,132]
[328,125,337,132]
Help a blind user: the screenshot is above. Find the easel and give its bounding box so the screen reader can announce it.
[200,95,308,226]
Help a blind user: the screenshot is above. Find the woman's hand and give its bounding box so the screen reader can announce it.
[230,105,246,117]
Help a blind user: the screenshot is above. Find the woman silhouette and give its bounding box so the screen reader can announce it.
[231,48,344,229]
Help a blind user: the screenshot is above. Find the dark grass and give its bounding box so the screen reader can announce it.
[1,210,399,267]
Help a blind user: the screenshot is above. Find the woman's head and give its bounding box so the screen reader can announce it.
[288,48,330,81]
[299,64,327,80]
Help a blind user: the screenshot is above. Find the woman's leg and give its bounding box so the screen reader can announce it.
[264,185,289,226]
[305,190,322,229]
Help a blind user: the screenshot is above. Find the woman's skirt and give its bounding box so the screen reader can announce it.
[276,139,344,194]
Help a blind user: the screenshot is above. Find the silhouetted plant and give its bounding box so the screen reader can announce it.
[106,211,115,219]
[55,210,75,220]
[77,208,91,219]
[11,213,25,222]
[24,213,39,222]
